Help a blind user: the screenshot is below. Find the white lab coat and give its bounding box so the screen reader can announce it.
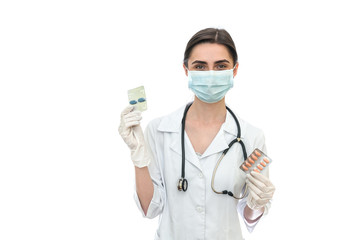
[134,104,270,240]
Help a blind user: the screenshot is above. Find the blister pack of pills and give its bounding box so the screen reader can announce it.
[240,148,272,173]
[128,86,147,112]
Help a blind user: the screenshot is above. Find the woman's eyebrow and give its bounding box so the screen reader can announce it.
[214,59,230,64]
[191,60,207,65]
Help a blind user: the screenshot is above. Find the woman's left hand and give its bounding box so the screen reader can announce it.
[246,171,275,210]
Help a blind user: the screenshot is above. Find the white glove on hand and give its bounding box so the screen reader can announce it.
[118,105,151,168]
[246,171,275,210]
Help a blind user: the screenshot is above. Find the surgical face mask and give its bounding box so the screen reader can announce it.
[187,68,234,103]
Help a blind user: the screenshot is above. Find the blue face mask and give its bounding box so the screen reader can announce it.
[187,68,234,103]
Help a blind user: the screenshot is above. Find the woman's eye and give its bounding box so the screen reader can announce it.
[195,65,206,70]
[216,64,228,69]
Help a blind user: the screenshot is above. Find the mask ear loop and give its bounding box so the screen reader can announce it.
[232,63,238,77]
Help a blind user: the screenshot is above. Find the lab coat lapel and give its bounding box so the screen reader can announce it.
[158,106,203,171]
[200,111,238,159]
[222,111,238,138]
[157,105,240,170]
[169,131,203,171]
[169,125,231,164]
[165,109,237,166]
[200,126,230,159]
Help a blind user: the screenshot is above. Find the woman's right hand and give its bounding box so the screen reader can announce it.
[118,105,151,168]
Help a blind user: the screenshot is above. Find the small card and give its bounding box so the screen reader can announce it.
[127,86,147,112]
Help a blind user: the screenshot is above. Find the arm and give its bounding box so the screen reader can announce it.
[244,205,264,223]
[135,166,154,215]
[119,106,164,218]
[238,131,275,231]
[237,171,274,232]
[245,171,275,219]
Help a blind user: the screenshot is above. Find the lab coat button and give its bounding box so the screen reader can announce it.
[198,173,203,178]
[196,206,203,213]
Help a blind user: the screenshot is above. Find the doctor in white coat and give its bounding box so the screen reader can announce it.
[119,28,275,240]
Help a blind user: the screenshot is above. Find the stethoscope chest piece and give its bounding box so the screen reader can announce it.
[177,178,188,191]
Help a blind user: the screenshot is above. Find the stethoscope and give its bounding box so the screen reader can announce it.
[177,102,249,199]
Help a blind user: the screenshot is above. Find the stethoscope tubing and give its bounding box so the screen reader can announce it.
[210,150,248,199]
[178,102,248,199]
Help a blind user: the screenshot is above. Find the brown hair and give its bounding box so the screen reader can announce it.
[183,28,238,68]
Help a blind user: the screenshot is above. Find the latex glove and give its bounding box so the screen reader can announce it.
[118,105,151,168]
[246,171,275,210]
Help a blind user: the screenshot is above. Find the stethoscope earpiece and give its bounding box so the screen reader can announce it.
[177,178,188,191]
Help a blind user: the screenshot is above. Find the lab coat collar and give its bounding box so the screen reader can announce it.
[222,110,239,138]
[157,105,239,136]
[158,105,203,170]
[157,105,240,170]
[199,126,229,159]
[200,111,238,159]
[157,105,184,133]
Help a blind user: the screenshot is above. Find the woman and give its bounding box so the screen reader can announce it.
[119,28,275,240]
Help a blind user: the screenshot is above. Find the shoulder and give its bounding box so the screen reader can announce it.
[240,118,265,148]
[145,104,186,135]
[240,118,264,140]
[226,104,266,147]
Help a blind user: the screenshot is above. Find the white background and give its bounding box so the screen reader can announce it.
[1,0,359,239]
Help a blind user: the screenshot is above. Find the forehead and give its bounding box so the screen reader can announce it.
[189,43,232,63]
